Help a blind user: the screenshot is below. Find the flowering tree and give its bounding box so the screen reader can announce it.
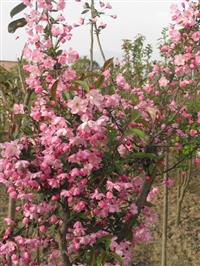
[0,0,199,265]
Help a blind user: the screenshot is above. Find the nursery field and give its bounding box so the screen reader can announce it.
[0,0,199,265]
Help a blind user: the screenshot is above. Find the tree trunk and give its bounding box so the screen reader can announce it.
[58,203,72,266]
[58,230,72,266]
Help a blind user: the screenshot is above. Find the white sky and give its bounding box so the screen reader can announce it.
[0,0,179,64]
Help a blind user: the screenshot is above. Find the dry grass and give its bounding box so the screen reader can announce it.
[0,60,17,71]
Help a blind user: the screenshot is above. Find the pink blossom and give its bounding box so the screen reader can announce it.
[67,48,79,64]
[51,25,64,36]
[197,112,200,124]
[73,221,85,236]
[22,217,29,225]
[87,89,104,108]
[49,214,58,224]
[111,15,117,19]
[57,0,65,10]
[11,254,19,265]
[1,140,22,159]
[4,218,14,226]
[117,144,127,157]
[106,191,113,199]
[169,29,181,42]
[129,203,138,215]
[39,225,46,233]
[159,77,169,87]
[116,74,126,87]
[147,187,159,202]
[106,3,112,9]
[67,96,88,114]
[195,52,200,65]
[91,189,105,200]
[99,22,107,29]
[162,178,175,187]
[192,31,200,41]
[194,158,200,165]
[189,129,197,137]
[73,201,86,212]
[134,226,152,242]
[22,0,31,6]
[99,1,105,8]
[174,54,185,66]
[13,104,24,115]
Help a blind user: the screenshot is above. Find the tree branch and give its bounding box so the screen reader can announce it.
[94,23,106,62]
[89,0,95,71]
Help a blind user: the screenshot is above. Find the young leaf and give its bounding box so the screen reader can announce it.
[131,128,146,138]
[95,75,104,88]
[96,255,102,266]
[62,91,72,101]
[110,252,125,266]
[129,152,157,160]
[74,80,90,92]
[81,9,89,14]
[10,3,27,18]
[8,18,27,33]
[102,57,114,71]
[56,50,63,56]
[89,249,96,266]
[84,2,90,9]
[50,80,59,100]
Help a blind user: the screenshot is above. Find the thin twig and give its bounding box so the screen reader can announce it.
[94,23,106,62]
[89,0,95,71]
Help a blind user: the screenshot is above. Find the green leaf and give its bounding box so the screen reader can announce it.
[62,91,72,101]
[110,252,125,266]
[89,249,96,266]
[84,2,90,9]
[125,152,157,160]
[74,80,90,92]
[96,234,112,256]
[50,80,59,100]
[49,9,58,13]
[56,49,63,56]
[23,126,33,135]
[131,110,140,121]
[97,251,106,266]
[44,25,51,37]
[8,18,27,33]
[10,3,27,18]
[95,75,105,88]
[131,128,146,138]
[82,9,89,14]
[102,57,113,71]
[12,129,23,139]
[96,255,102,266]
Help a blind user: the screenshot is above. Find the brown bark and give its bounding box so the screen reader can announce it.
[58,203,72,266]
[118,170,156,241]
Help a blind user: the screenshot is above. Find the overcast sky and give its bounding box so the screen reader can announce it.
[0,0,179,64]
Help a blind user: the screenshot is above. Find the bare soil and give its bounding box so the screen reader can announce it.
[135,175,200,266]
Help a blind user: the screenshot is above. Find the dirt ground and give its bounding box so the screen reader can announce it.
[135,175,200,266]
